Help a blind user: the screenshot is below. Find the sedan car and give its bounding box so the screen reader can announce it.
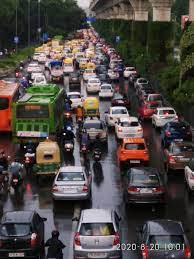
[123,167,166,204]
[0,211,46,259]
[136,220,191,259]
[99,83,113,99]
[73,209,122,259]
[86,78,101,94]
[111,93,130,109]
[115,117,143,140]
[185,159,194,193]
[83,118,108,145]
[117,138,150,169]
[67,92,83,109]
[105,106,130,128]
[52,166,92,201]
[164,141,194,173]
[123,67,137,79]
[161,121,192,147]
[152,107,178,128]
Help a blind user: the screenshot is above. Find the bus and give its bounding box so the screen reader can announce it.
[0,79,20,132]
[12,84,65,143]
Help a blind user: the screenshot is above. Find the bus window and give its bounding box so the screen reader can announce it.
[0,98,9,110]
[16,105,49,119]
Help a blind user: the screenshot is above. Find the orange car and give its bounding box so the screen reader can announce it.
[117,138,150,169]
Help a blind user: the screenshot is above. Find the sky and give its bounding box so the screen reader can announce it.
[77,0,90,9]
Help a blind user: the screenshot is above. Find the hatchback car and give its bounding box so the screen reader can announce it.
[111,93,130,110]
[136,220,191,259]
[67,92,83,109]
[164,141,194,173]
[117,138,150,169]
[73,209,122,259]
[115,117,143,140]
[86,78,101,94]
[105,106,130,128]
[138,102,161,121]
[0,210,46,259]
[185,158,194,193]
[123,167,166,204]
[99,84,113,99]
[152,107,177,128]
[83,118,108,145]
[145,93,164,106]
[123,67,137,79]
[161,121,192,147]
[52,166,92,201]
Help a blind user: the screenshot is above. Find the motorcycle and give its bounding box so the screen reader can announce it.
[24,152,35,174]
[11,175,23,192]
[93,149,103,180]
[64,111,73,123]
[63,140,74,155]
[93,149,102,162]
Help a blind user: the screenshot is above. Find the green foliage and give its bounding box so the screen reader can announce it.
[172,0,189,23]
[173,79,194,105]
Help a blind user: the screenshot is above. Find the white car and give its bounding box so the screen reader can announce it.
[83,69,96,82]
[33,52,40,61]
[134,78,149,90]
[27,63,42,74]
[86,78,101,93]
[67,92,83,109]
[152,107,178,128]
[109,59,119,69]
[38,53,47,63]
[107,69,119,81]
[185,159,194,193]
[123,67,137,79]
[105,106,130,128]
[31,72,44,81]
[115,117,143,140]
[33,74,47,85]
[99,84,113,99]
[63,63,74,74]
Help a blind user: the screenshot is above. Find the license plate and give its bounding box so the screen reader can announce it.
[180,158,190,162]
[130,160,140,164]
[63,188,77,193]
[174,139,183,141]
[140,188,152,194]
[9,253,24,257]
[88,253,107,258]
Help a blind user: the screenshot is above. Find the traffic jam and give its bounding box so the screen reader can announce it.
[0,26,193,259]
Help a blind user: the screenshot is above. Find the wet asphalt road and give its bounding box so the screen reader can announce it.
[0,75,194,259]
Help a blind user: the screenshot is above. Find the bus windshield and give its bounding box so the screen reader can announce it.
[16,105,49,119]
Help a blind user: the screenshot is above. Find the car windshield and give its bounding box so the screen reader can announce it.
[84,122,103,130]
[0,224,30,237]
[89,80,99,83]
[0,98,9,110]
[80,223,115,236]
[148,235,184,250]
[149,95,162,101]
[101,85,111,90]
[36,77,45,83]
[125,143,145,150]
[173,144,194,153]
[139,79,148,84]
[121,121,139,127]
[69,94,80,99]
[131,173,159,186]
[159,109,175,115]
[57,172,84,181]
[86,70,94,74]
[112,109,127,115]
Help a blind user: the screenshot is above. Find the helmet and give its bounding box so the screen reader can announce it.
[67,126,72,131]
[52,230,59,238]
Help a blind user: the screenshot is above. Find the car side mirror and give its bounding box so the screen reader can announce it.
[72,216,79,222]
[42,217,47,222]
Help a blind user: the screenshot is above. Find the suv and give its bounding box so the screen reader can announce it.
[83,118,108,146]
[0,211,47,259]
[73,209,122,259]
[136,220,191,259]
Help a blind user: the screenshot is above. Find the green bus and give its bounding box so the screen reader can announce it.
[12,84,65,143]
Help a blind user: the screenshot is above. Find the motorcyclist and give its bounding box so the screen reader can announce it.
[20,77,29,89]
[0,150,8,171]
[25,140,35,154]
[63,127,75,143]
[93,134,102,150]
[45,230,66,259]
[80,129,90,149]
[76,105,84,121]
[9,158,23,181]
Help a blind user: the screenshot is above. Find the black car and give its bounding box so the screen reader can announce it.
[69,72,81,88]
[136,220,191,259]
[111,93,130,109]
[123,167,166,205]
[0,211,47,259]
[161,121,192,147]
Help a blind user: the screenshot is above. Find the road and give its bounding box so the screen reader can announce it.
[1,74,194,259]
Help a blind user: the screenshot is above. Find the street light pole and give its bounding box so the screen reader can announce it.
[38,0,41,43]
[28,0,30,46]
[15,0,18,53]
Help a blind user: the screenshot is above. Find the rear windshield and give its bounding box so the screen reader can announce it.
[131,173,159,186]
[68,95,80,99]
[57,172,84,181]
[159,110,175,115]
[148,235,184,250]
[149,95,162,101]
[0,98,9,110]
[0,224,30,237]
[147,103,159,109]
[101,85,111,90]
[172,144,194,153]
[124,143,145,150]
[80,223,115,236]
[89,79,99,83]
[121,121,139,127]
[112,109,127,115]
[139,79,148,84]
[84,122,103,130]
[35,77,45,83]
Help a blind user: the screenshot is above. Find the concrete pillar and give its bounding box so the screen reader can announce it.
[119,3,133,21]
[149,0,173,22]
[189,0,194,21]
[129,0,149,21]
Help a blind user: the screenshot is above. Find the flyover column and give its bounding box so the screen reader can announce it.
[189,0,194,21]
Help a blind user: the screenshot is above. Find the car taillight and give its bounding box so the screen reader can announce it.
[31,233,38,247]
[190,173,194,180]
[128,187,140,193]
[169,155,176,163]
[184,247,191,259]
[82,184,88,192]
[138,128,143,132]
[113,232,120,246]
[52,185,59,192]
[142,245,150,259]
[143,150,148,154]
[165,131,171,137]
[152,186,165,193]
[118,128,122,132]
[74,232,81,246]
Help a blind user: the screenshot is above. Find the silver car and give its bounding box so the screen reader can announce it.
[52,166,92,201]
[73,209,122,259]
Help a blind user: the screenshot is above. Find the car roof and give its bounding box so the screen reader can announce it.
[81,209,113,223]
[157,107,174,111]
[2,211,35,224]
[123,138,145,144]
[111,106,127,110]
[67,92,81,95]
[130,167,158,175]
[59,166,83,173]
[119,117,138,122]
[147,220,184,235]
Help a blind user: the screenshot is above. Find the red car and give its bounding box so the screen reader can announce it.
[138,102,160,120]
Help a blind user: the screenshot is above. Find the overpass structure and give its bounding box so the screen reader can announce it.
[90,0,194,22]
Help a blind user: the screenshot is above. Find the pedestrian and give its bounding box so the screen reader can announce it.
[45,230,66,259]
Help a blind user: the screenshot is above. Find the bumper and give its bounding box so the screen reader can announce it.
[0,247,41,258]
[117,133,143,139]
[74,250,122,259]
[52,192,90,200]
[126,194,165,204]
[168,163,188,171]
[119,158,149,166]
